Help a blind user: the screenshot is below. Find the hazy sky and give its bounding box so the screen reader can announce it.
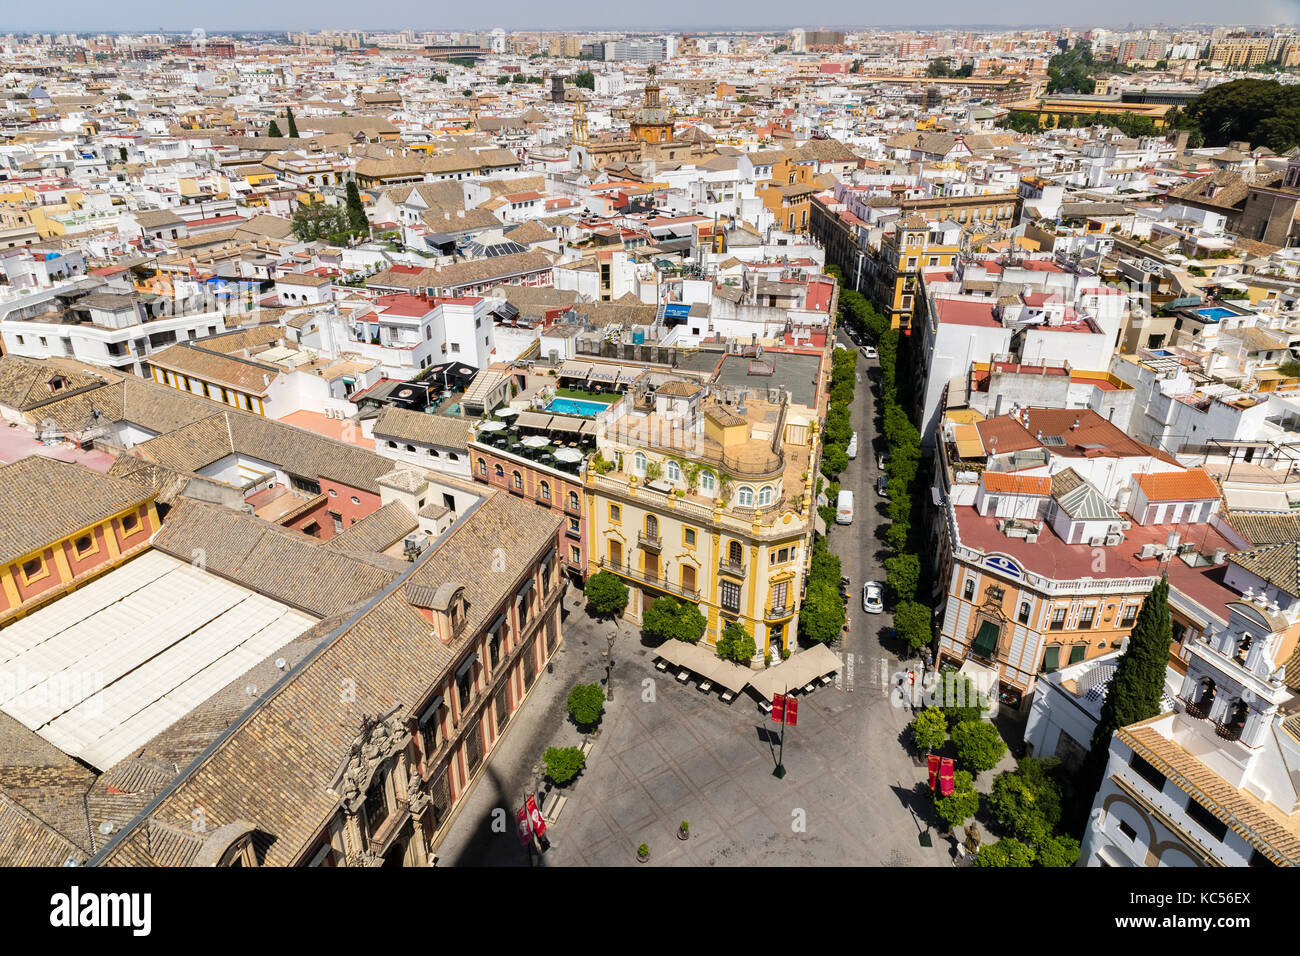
[4,0,1294,32]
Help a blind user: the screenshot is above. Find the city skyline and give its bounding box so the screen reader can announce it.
[2,1,1294,33]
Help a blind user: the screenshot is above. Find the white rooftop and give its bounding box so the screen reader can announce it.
[0,550,315,772]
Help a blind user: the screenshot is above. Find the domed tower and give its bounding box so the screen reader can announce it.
[631,65,674,144]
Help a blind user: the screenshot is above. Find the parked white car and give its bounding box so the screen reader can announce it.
[846,432,858,459]
[862,581,884,614]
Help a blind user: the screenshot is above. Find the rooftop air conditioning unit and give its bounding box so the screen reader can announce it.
[1105,532,1123,546]
[1138,542,1159,560]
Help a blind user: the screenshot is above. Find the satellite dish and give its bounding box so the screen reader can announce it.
[98,822,114,835]
[275,657,287,669]
[245,683,258,696]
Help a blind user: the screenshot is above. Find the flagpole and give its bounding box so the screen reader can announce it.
[774,685,788,779]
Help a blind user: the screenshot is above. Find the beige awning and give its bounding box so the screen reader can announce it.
[549,416,583,434]
[515,411,552,430]
[653,639,752,694]
[748,644,841,699]
[588,365,618,383]
[559,362,593,379]
[579,420,599,437]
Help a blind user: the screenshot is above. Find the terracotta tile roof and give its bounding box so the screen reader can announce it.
[981,472,1051,495]
[0,355,108,412]
[1134,468,1220,502]
[0,457,154,565]
[1122,724,1300,866]
[323,501,417,555]
[0,792,85,866]
[372,405,470,450]
[149,344,277,395]
[1226,541,1300,599]
[1224,511,1300,547]
[132,410,395,494]
[150,498,400,618]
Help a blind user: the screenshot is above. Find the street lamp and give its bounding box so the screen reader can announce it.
[603,631,617,700]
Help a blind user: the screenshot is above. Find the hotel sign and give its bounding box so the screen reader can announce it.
[982,554,1023,581]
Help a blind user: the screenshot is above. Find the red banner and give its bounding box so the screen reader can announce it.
[786,697,798,726]
[526,793,547,839]
[516,805,532,847]
[939,757,955,797]
[771,693,786,723]
[927,754,941,791]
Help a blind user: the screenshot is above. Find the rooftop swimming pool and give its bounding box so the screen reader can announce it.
[1196,307,1235,322]
[545,397,611,418]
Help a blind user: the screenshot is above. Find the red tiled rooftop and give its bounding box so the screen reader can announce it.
[982,472,1051,495]
[1135,468,1220,502]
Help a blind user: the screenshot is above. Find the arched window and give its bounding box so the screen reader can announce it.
[448,453,458,461]
[478,458,487,476]
[513,471,523,491]
[568,491,580,511]
[429,448,440,457]
[494,464,504,478]
[666,460,681,482]
[540,480,550,501]
[757,485,774,507]
[634,451,647,474]
[728,540,743,566]
[645,514,658,538]
[737,486,754,507]
[700,471,716,493]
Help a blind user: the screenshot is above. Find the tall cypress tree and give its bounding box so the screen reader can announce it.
[345,179,369,236]
[286,107,299,138]
[267,120,283,138]
[1078,576,1172,815]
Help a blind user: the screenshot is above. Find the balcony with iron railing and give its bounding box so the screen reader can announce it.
[1181,697,1210,720]
[718,559,745,578]
[598,557,699,602]
[638,531,662,551]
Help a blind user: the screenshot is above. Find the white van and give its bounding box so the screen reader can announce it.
[835,489,854,525]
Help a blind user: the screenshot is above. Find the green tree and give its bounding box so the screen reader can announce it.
[952,719,1007,775]
[925,57,953,78]
[542,746,586,785]
[286,106,299,138]
[118,146,128,162]
[566,683,606,727]
[798,582,845,645]
[934,769,980,829]
[820,443,848,479]
[939,674,988,724]
[893,600,933,651]
[345,179,369,236]
[1183,79,1300,153]
[1279,360,1300,378]
[642,596,707,645]
[291,203,349,242]
[974,838,1035,867]
[910,706,948,751]
[584,570,628,618]
[1038,834,1081,867]
[1082,577,1172,795]
[268,120,283,137]
[717,621,757,663]
[988,757,1065,846]
[824,404,852,446]
[573,71,595,90]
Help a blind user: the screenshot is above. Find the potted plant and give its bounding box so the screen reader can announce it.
[637,843,650,863]
[678,821,690,841]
